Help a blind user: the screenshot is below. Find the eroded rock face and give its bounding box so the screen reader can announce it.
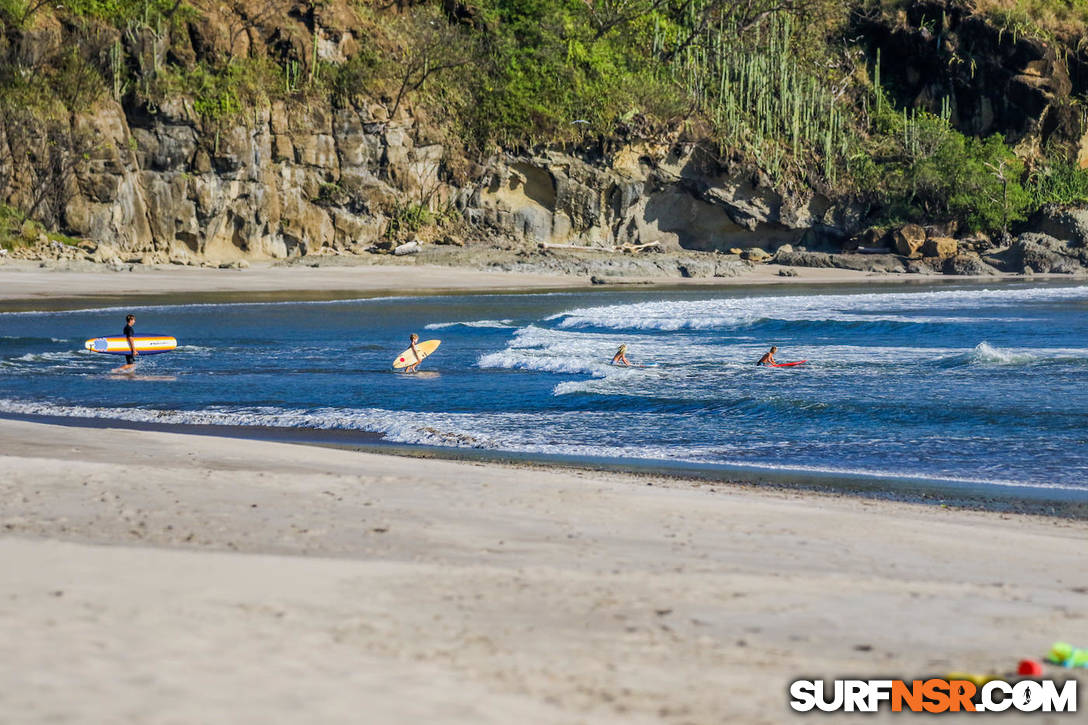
[4,92,858,262]
[1003,232,1087,273]
[1031,205,1088,247]
[466,144,846,253]
[1,98,399,263]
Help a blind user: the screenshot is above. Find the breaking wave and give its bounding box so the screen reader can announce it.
[937,342,1088,367]
[547,285,1088,332]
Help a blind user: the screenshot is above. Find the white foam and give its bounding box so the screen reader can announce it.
[10,351,85,363]
[0,397,1081,492]
[0,336,71,342]
[552,372,665,396]
[547,284,1088,331]
[424,319,513,330]
[477,348,608,376]
[934,342,1088,367]
[476,326,681,377]
[486,320,969,386]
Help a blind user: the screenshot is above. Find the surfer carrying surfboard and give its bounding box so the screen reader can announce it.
[756,346,777,366]
[116,314,139,372]
[611,344,632,367]
[405,333,423,373]
[392,336,440,372]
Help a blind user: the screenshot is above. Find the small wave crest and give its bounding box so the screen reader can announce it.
[2,350,94,370]
[424,319,512,330]
[965,342,1037,366]
[937,342,1088,368]
[13,351,78,362]
[0,336,71,343]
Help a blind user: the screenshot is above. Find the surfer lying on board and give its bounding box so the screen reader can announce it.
[114,314,139,372]
[756,346,777,366]
[405,333,423,373]
[611,344,632,367]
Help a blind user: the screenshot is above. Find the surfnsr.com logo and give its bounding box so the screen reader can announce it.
[789,678,1078,713]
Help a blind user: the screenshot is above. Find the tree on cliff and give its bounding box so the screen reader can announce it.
[0,0,53,29]
[386,5,476,119]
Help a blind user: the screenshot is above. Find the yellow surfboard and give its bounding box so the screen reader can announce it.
[84,335,177,355]
[392,339,441,369]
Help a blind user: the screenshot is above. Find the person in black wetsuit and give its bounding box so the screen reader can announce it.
[116,314,138,372]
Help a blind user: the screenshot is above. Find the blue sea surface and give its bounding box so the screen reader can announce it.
[2,282,1087,496]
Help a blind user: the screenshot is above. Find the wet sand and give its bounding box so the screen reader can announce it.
[2,417,1085,724]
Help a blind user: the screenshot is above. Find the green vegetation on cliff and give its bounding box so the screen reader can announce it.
[3,0,1088,236]
[856,87,1033,234]
[0,203,81,251]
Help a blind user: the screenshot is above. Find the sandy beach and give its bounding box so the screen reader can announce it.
[3,266,1086,722]
[0,258,1020,308]
[0,260,584,304]
[2,417,1085,724]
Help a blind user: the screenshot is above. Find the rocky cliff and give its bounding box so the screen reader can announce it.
[3,0,1088,277]
[2,92,848,267]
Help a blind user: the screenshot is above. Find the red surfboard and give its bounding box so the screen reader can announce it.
[769,360,806,367]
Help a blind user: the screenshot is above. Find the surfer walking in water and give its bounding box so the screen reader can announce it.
[405,333,423,373]
[393,334,439,373]
[114,314,139,373]
[611,344,632,367]
[756,346,777,366]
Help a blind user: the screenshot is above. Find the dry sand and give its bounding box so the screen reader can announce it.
[0,260,584,303]
[0,258,965,307]
[2,417,1085,724]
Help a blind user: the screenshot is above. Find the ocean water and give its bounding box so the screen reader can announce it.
[2,282,1087,498]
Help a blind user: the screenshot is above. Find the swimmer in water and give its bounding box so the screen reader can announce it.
[611,344,632,367]
[756,346,778,366]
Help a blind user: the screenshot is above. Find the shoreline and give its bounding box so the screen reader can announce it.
[2,416,1086,723]
[3,270,1085,516]
[3,410,1086,517]
[1,258,1079,312]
